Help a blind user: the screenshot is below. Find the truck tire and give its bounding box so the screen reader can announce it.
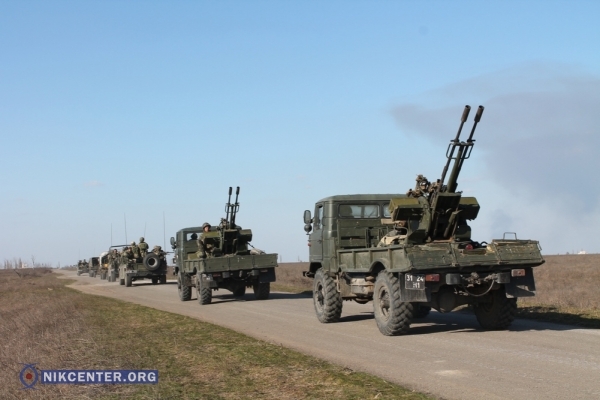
[143,253,161,271]
[373,271,413,336]
[313,268,342,323]
[119,278,125,285]
[77,271,81,276]
[198,276,212,305]
[412,304,431,319]
[252,282,269,300]
[160,275,167,284]
[126,274,132,287]
[233,285,246,297]
[151,277,158,285]
[474,287,517,330]
[110,270,116,282]
[177,272,191,301]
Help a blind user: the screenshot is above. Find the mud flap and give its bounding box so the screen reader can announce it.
[505,267,536,298]
[258,268,276,283]
[399,273,430,302]
[199,274,219,288]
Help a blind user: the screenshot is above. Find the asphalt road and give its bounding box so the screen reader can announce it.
[61,270,600,400]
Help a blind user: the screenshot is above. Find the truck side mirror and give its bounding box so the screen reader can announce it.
[170,237,176,249]
[303,210,312,224]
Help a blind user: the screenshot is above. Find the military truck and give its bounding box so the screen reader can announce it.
[119,245,168,287]
[172,187,278,305]
[88,257,99,278]
[303,105,544,336]
[76,260,89,276]
[98,251,109,279]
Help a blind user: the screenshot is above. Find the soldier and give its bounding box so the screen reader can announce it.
[121,246,134,263]
[152,245,165,257]
[377,221,408,247]
[130,241,140,259]
[138,237,149,257]
[197,222,216,258]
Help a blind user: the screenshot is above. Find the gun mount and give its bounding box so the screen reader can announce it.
[212,186,254,256]
[390,105,484,244]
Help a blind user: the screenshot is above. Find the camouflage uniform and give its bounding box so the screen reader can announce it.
[121,247,134,263]
[197,222,215,258]
[138,237,149,257]
[130,241,140,259]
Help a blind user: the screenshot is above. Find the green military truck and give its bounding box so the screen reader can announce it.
[88,257,99,278]
[76,260,89,276]
[119,246,168,287]
[303,106,544,336]
[172,187,277,304]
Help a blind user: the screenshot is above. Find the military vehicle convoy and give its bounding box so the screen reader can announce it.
[172,187,278,304]
[303,105,545,336]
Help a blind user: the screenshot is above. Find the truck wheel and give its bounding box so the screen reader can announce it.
[151,277,158,285]
[373,271,413,336]
[126,275,132,287]
[177,272,191,301]
[160,275,167,284]
[474,287,517,330]
[198,276,212,305]
[110,270,116,282]
[119,278,125,285]
[77,271,81,276]
[233,285,246,297]
[313,268,342,323]
[252,282,269,300]
[412,304,431,319]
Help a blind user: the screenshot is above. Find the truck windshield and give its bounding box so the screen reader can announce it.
[338,204,380,218]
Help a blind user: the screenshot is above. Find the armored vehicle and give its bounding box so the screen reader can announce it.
[303,105,544,336]
[172,187,278,304]
[76,260,89,276]
[119,245,168,287]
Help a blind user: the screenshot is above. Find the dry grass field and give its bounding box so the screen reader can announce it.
[0,268,428,400]
[274,254,600,327]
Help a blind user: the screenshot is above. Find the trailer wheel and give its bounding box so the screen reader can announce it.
[252,282,270,300]
[233,285,246,297]
[119,278,125,285]
[373,271,413,336]
[412,304,431,319]
[126,274,132,287]
[313,268,342,323]
[198,275,212,305]
[177,272,191,301]
[474,286,517,330]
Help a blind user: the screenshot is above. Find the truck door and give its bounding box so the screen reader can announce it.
[309,204,324,262]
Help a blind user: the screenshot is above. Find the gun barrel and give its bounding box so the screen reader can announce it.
[446,105,484,192]
[439,105,471,189]
[232,186,240,225]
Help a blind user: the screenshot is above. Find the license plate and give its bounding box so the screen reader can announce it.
[405,274,425,290]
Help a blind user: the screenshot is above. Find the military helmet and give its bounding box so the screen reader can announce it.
[139,237,144,242]
[202,222,211,229]
[131,241,136,245]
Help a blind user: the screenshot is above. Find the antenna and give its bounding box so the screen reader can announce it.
[111,223,113,246]
[124,213,128,243]
[144,222,147,237]
[163,212,166,250]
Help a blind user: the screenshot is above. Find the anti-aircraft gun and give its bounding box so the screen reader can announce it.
[303,105,544,336]
[172,186,278,305]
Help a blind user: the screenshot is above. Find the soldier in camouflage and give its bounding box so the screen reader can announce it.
[138,237,149,257]
[130,241,140,259]
[197,222,216,258]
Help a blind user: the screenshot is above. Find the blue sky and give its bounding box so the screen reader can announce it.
[2,1,599,266]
